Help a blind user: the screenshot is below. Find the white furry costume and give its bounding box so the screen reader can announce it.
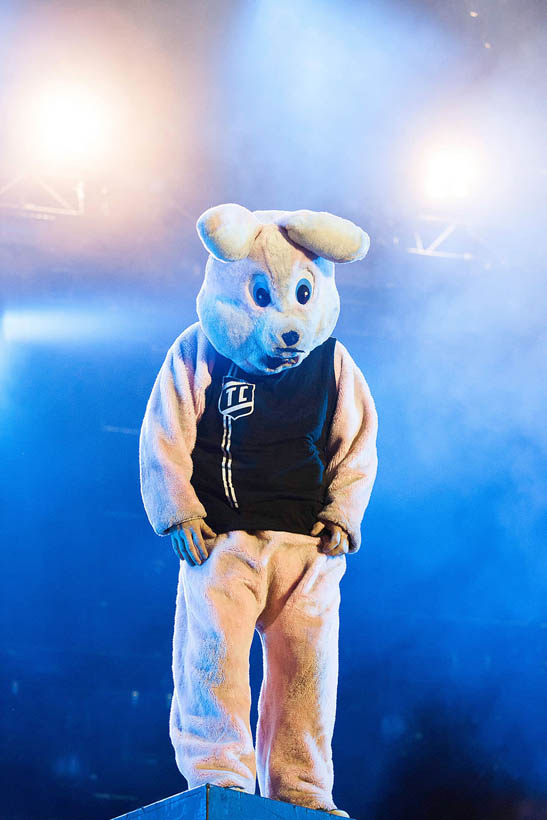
[139,205,378,811]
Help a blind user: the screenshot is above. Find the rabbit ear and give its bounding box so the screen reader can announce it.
[279,210,370,263]
[196,203,262,262]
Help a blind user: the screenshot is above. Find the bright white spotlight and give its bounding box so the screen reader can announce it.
[422,145,480,200]
[25,81,114,170]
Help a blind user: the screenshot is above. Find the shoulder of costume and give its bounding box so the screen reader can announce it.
[332,337,368,389]
[170,322,218,368]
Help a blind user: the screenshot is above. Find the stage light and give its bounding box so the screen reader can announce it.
[1,308,130,343]
[422,145,480,200]
[2,309,100,342]
[23,81,115,171]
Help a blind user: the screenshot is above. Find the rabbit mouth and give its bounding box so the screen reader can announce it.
[264,353,301,371]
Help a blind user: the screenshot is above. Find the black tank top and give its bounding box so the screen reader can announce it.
[191,337,338,536]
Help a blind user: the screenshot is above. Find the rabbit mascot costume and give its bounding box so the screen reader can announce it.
[139,204,378,815]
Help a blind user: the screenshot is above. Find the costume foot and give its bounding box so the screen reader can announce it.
[328,810,349,817]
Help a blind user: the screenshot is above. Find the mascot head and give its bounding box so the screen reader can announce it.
[195,203,369,375]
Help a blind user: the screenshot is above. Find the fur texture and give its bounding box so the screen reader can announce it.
[195,204,369,375]
[197,225,339,375]
[197,204,369,264]
[139,203,378,811]
[139,324,377,551]
[170,529,346,810]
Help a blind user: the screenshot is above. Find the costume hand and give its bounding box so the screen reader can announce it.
[170,519,217,566]
[310,520,349,556]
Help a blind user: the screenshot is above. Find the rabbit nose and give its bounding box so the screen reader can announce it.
[282,331,300,346]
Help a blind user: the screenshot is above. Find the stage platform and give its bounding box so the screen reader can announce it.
[111,784,354,820]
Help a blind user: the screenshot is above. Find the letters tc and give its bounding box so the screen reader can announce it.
[219,377,255,421]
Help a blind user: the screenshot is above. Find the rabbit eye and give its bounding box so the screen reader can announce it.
[296,278,312,305]
[253,283,271,307]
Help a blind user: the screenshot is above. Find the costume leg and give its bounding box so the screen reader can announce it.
[170,531,261,792]
[255,533,346,811]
